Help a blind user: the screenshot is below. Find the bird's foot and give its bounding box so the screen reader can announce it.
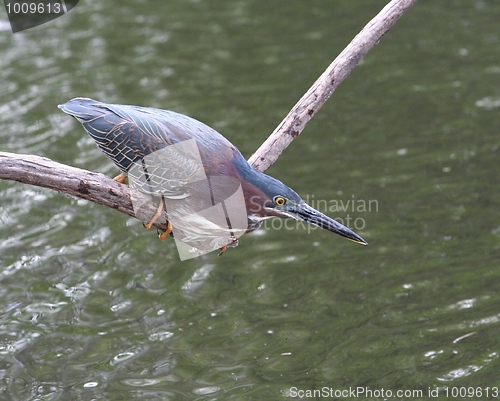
[143,199,165,230]
[158,222,172,240]
[113,172,128,184]
[218,237,239,256]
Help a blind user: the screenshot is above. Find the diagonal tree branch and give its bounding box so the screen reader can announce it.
[0,0,418,225]
[249,0,418,172]
[0,152,169,232]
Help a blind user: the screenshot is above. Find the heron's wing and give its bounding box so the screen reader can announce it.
[59,98,173,171]
[58,97,234,197]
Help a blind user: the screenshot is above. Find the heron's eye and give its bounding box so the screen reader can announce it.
[274,196,286,206]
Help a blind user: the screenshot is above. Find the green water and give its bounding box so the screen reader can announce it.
[1,0,499,400]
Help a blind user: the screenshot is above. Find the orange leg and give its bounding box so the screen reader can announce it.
[218,236,239,256]
[144,199,165,230]
[158,221,172,240]
[113,172,128,184]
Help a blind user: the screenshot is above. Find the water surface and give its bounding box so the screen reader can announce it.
[0,0,499,399]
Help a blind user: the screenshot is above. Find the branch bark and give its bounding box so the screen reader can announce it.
[0,0,418,224]
[0,152,169,232]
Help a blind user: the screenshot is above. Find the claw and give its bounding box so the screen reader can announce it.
[218,245,227,256]
[144,198,165,230]
[113,172,128,184]
[218,236,239,256]
[158,222,172,240]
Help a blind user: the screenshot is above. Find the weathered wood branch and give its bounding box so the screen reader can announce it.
[248,0,419,171]
[0,152,169,231]
[0,0,418,224]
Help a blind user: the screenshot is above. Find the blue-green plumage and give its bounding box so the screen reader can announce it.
[59,97,368,246]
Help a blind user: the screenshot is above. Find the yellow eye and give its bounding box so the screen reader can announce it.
[274,196,286,206]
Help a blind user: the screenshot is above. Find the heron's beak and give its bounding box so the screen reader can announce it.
[286,203,368,245]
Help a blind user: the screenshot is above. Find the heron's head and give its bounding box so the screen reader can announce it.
[242,168,368,245]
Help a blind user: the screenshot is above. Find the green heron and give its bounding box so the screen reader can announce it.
[59,98,367,256]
